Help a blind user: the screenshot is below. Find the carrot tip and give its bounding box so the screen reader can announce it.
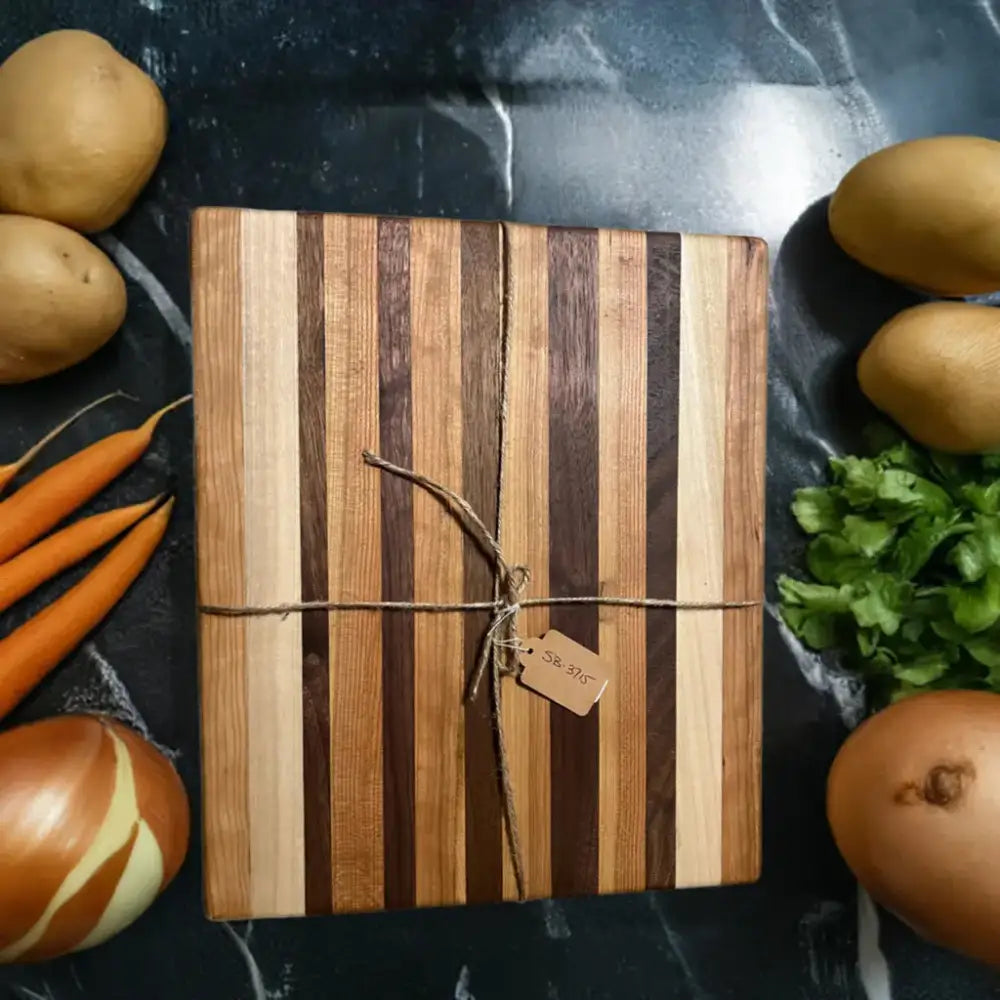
[140,395,193,435]
[0,390,134,492]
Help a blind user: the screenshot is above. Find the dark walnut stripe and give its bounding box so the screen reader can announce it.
[548,226,600,897]
[296,212,332,914]
[645,231,681,889]
[461,221,504,903]
[377,217,417,910]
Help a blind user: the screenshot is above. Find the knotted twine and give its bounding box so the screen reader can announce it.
[200,223,761,901]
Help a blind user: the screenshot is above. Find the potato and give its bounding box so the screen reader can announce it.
[857,301,1000,453]
[829,135,1000,296]
[0,215,126,383]
[0,30,167,232]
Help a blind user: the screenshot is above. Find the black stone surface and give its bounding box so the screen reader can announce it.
[1,1,999,997]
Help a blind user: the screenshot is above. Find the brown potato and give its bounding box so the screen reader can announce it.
[857,300,1000,453]
[0,30,167,232]
[829,135,1000,296]
[0,215,126,383]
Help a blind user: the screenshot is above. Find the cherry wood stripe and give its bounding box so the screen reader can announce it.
[548,227,600,898]
[722,237,768,883]
[191,208,250,919]
[378,217,417,911]
[296,213,332,915]
[597,229,647,894]
[461,221,504,903]
[411,219,466,906]
[675,234,729,888]
[324,215,384,912]
[500,222,551,901]
[644,232,681,889]
[241,209,305,917]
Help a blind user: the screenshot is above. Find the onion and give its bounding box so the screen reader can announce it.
[0,714,189,963]
[827,690,1000,968]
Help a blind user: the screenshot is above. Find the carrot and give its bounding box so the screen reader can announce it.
[0,497,175,721]
[0,495,161,616]
[0,391,130,495]
[0,394,189,563]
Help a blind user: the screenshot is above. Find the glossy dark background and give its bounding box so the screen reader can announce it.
[2,1,999,997]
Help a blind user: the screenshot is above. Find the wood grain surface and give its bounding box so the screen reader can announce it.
[192,208,768,919]
[325,213,383,912]
[240,209,305,917]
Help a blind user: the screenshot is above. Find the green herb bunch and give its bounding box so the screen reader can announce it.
[778,426,1000,705]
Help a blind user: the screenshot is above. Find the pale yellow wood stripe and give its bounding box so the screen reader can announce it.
[500,222,551,901]
[411,218,465,906]
[324,214,384,911]
[190,207,251,919]
[674,234,728,888]
[597,228,647,894]
[240,209,305,916]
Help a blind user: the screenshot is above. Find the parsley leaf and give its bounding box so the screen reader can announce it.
[779,428,1000,706]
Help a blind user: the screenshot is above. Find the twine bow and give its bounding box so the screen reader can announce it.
[199,222,761,902]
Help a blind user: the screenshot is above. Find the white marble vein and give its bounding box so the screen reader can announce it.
[416,116,425,202]
[759,0,826,83]
[977,0,1000,38]
[571,23,620,86]
[648,894,708,999]
[13,986,56,1000]
[140,45,167,86]
[222,922,268,1000]
[96,234,192,354]
[826,0,887,149]
[541,898,572,939]
[482,85,514,209]
[766,604,866,728]
[858,889,892,1000]
[454,965,475,1000]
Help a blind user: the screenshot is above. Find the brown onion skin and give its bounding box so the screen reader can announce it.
[827,690,1000,968]
[0,714,189,963]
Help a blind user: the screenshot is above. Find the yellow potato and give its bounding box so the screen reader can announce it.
[0,30,167,232]
[0,215,126,383]
[829,135,1000,296]
[858,301,1000,453]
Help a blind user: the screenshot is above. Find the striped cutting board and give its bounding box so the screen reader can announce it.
[191,208,767,920]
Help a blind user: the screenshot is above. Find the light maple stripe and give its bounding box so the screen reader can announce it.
[500,222,551,901]
[674,234,729,888]
[324,214,384,911]
[410,218,466,906]
[597,228,647,893]
[191,207,249,919]
[241,209,305,916]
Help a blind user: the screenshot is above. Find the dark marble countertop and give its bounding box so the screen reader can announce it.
[2,0,1000,997]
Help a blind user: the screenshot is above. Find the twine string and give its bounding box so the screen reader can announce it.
[198,222,761,903]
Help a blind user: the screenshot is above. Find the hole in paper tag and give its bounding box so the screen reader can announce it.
[517,630,612,716]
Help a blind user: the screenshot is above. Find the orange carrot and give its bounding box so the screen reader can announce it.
[0,495,161,616]
[0,394,189,564]
[0,391,131,495]
[0,497,175,721]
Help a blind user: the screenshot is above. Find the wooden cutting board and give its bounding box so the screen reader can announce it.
[191,208,768,920]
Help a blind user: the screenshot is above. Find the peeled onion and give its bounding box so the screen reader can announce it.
[0,714,189,963]
[827,690,1000,967]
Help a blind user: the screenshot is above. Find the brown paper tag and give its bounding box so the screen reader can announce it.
[518,630,612,716]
